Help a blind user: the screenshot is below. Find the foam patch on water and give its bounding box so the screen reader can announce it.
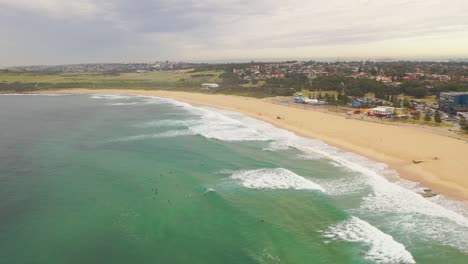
[90,94,168,106]
[255,248,281,264]
[137,119,201,128]
[263,141,291,151]
[297,154,321,160]
[323,217,415,264]
[229,168,325,192]
[357,173,468,227]
[111,130,195,142]
[136,97,271,142]
[94,94,468,252]
[385,214,468,254]
[110,102,142,106]
[318,175,369,196]
[160,98,468,253]
[190,110,270,141]
[90,94,136,100]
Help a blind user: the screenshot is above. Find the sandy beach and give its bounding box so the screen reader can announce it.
[39,89,468,200]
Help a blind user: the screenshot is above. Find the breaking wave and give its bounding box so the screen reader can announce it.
[228,168,325,192]
[111,130,195,142]
[90,94,136,100]
[323,216,415,264]
[92,94,468,253]
[137,119,201,128]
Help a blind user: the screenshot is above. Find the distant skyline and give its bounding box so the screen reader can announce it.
[1,0,468,67]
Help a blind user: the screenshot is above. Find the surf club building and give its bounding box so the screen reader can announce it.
[368,106,395,117]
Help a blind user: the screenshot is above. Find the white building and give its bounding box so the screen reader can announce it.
[369,106,395,116]
[201,83,219,89]
[458,112,468,119]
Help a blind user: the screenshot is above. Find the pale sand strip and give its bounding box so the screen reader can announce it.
[40,89,468,200]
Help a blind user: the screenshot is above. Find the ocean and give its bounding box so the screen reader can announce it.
[0,94,467,264]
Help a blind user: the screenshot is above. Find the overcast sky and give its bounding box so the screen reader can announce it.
[1,0,468,66]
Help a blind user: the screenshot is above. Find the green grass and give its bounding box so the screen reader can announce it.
[241,81,266,88]
[362,93,437,104]
[387,117,453,127]
[0,70,285,98]
[397,95,438,104]
[0,70,223,88]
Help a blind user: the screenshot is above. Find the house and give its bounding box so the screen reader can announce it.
[376,75,393,83]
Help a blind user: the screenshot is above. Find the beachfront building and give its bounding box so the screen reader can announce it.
[458,112,468,119]
[201,83,219,89]
[438,92,468,114]
[369,106,395,117]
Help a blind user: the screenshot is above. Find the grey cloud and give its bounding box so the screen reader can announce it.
[0,0,468,66]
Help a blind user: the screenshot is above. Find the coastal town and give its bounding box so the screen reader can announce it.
[230,60,468,83]
[4,60,467,134]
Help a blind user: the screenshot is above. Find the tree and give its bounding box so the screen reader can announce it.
[460,116,468,132]
[327,95,338,105]
[403,98,411,108]
[413,112,421,120]
[434,110,442,123]
[337,92,343,101]
[340,94,350,105]
[407,86,427,98]
[424,112,432,122]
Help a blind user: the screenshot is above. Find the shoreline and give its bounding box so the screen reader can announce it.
[31,89,468,200]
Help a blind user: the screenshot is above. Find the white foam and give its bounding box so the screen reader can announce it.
[110,102,141,106]
[263,141,291,151]
[385,214,468,254]
[357,172,468,227]
[317,174,368,196]
[323,217,415,264]
[90,94,135,100]
[90,94,170,106]
[95,94,468,252]
[141,97,270,142]
[111,130,194,142]
[137,119,201,128]
[164,98,468,252]
[189,110,270,141]
[297,153,321,160]
[256,248,281,264]
[184,104,468,230]
[229,168,325,192]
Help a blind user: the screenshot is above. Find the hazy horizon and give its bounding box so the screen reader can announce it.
[4,56,468,69]
[1,0,468,67]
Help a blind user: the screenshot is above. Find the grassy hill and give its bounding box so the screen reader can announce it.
[0,70,223,91]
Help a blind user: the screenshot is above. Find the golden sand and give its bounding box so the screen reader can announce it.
[41,89,468,200]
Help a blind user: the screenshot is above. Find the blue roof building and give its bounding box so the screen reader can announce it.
[438,92,468,114]
[351,101,362,108]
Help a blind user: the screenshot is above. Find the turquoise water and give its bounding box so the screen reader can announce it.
[0,94,467,264]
